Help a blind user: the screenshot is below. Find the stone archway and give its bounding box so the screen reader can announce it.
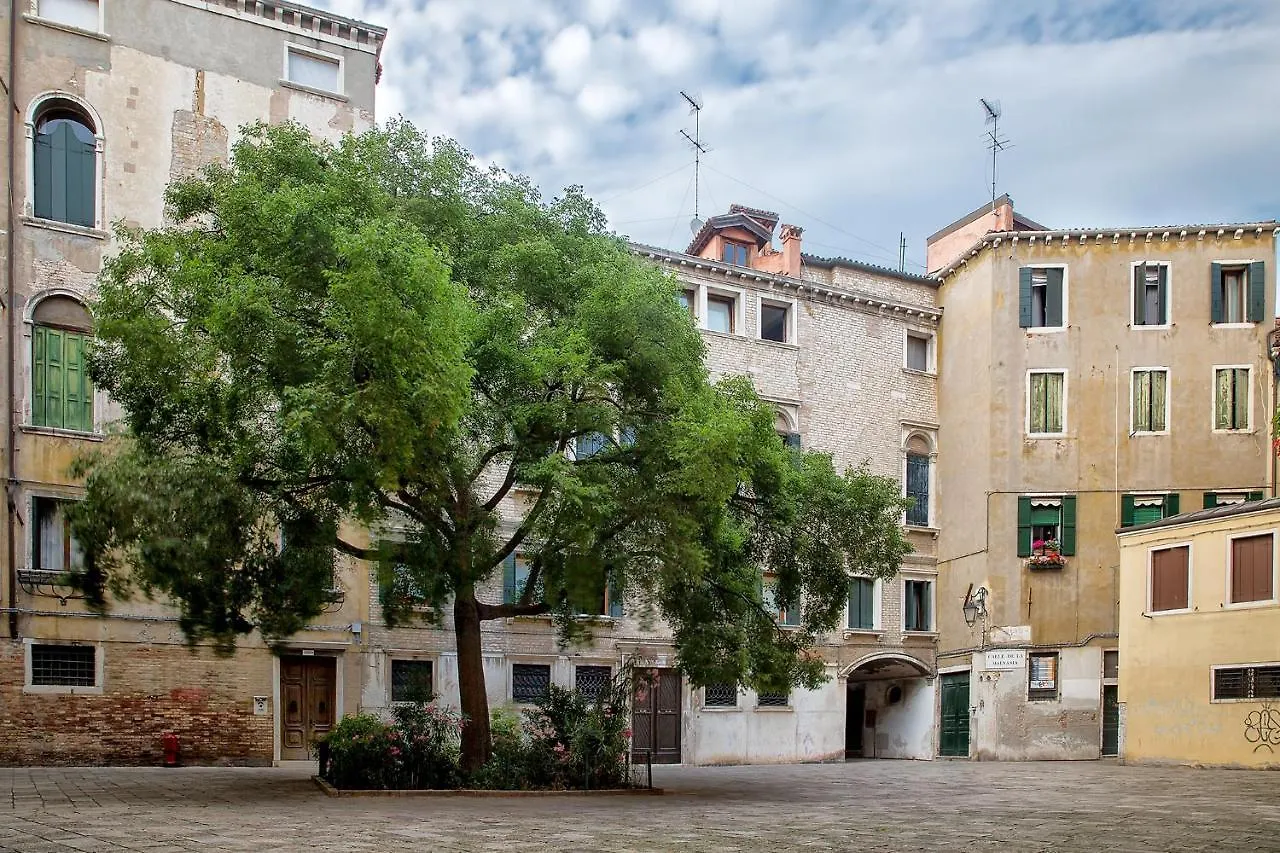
[843,653,935,760]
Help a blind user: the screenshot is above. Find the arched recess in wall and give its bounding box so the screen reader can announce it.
[903,431,935,528]
[25,91,105,230]
[26,292,95,432]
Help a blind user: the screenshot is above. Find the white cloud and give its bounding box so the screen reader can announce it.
[543,23,593,90]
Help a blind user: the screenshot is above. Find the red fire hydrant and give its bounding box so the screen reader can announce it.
[161,732,180,767]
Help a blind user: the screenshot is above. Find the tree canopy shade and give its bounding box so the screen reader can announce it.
[73,120,912,771]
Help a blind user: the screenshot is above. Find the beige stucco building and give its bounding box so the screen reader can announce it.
[1117,498,1280,768]
[928,197,1277,760]
[0,0,385,764]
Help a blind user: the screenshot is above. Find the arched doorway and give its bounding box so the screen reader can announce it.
[843,653,934,760]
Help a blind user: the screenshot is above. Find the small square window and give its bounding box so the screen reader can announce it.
[38,0,100,31]
[703,683,738,707]
[905,334,930,371]
[30,644,96,687]
[757,691,789,707]
[1028,652,1058,700]
[706,295,735,334]
[512,663,551,703]
[760,302,789,343]
[721,241,749,266]
[286,46,341,94]
[390,659,433,703]
[575,665,612,702]
[1103,650,1118,680]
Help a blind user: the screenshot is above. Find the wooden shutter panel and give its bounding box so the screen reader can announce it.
[1120,495,1135,528]
[1248,262,1266,323]
[1018,267,1033,328]
[34,128,55,221]
[1017,496,1032,557]
[43,327,66,428]
[63,332,90,431]
[502,554,517,604]
[608,578,624,618]
[1210,263,1224,324]
[1157,265,1168,323]
[1045,268,1064,328]
[1132,265,1145,325]
[66,132,95,228]
[1060,495,1077,556]
[905,583,918,630]
[1164,493,1179,517]
[1203,492,1217,509]
[860,581,873,628]
[1152,547,1188,611]
[32,326,47,427]
[1248,490,1265,502]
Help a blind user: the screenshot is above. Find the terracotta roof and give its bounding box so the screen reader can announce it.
[686,211,776,255]
[1117,497,1280,535]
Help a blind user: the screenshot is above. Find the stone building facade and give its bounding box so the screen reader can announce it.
[928,197,1277,761]
[360,205,943,765]
[0,0,385,764]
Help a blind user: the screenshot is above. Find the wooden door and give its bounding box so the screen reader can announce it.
[631,668,681,764]
[280,656,336,760]
[939,672,970,757]
[1101,685,1119,756]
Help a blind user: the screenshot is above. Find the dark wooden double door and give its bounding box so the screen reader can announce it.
[632,668,682,764]
[280,656,336,760]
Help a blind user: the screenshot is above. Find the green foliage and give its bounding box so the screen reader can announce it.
[321,704,463,791]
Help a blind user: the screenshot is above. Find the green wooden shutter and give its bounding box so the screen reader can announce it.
[63,332,89,431]
[922,582,932,630]
[33,128,54,221]
[42,327,66,428]
[905,583,918,630]
[1203,492,1217,509]
[1164,493,1179,517]
[1248,261,1266,323]
[1210,263,1224,324]
[1248,490,1265,502]
[66,131,95,228]
[1132,265,1145,325]
[32,326,47,426]
[1157,265,1169,324]
[1018,267,1033,328]
[1120,494,1135,528]
[859,580,873,629]
[503,554,517,604]
[1060,495,1077,556]
[1045,268,1064,328]
[608,577,623,618]
[1017,496,1032,557]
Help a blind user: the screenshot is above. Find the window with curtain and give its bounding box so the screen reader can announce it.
[1028,371,1065,434]
[848,577,875,630]
[1131,369,1168,433]
[904,579,931,631]
[1214,368,1249,431]
[33,497,84,575]
[31,296,94,432]
[502,554,535,604]
[1211,262,1266,324]
[905,452,929,526]
[1028,652,1059,700]
[1132,263,1168,325]
[33,106,96,228]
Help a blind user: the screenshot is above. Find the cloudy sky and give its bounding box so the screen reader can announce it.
[317,0,1278,274]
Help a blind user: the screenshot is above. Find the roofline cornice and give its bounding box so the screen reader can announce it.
[630,242,942,322]
[166,0,387,56]
[936,222,1280,281]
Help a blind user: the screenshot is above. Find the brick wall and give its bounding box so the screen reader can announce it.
[0,640,274,766]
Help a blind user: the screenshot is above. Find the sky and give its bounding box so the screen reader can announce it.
[315,0,1280,274]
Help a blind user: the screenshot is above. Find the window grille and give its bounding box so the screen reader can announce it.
[575,665,611,702]
[704,683,738,707]
[757,691,789,707]
[390,659,433,703]
[512,663,551,703]
[1214,666,1280,700]
[31,644,95,687]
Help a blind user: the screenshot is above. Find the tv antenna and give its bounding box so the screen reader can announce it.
[679,90,707,227]
[981,98,1009,212]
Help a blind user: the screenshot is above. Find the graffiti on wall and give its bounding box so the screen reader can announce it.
[1243,704,1280,753]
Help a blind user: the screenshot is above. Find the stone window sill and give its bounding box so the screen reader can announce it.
[20,424,104,442]
[753,705,794,713]
[21,216,107,240]
[754,337,799,351]
[279,80,349,102]
[23,14,109,41]
[699,706,742,713]
[902,367,935,378]
[24,683,103,695]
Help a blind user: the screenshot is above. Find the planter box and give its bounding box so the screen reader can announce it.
[313,776,662,797]
[1026,556,1065,570]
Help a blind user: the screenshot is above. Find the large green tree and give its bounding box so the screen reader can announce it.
[74,121,912,771]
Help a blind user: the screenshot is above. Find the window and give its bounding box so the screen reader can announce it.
[502,554,536,605]
[1149,545,1190,612]
[1214,367,1250,431]
[1028,652,1059,700]
[285,45,342,94]
[763,575,800,626]
[1203,490,1264,509]
[575,665,612,702]
[1016,496,1077,557]
[848,577,875,630]
[31,295,95,432]
[759,300,791,343]
[706,294,735,334]
[1132,263,1169,326]
[33,104,96,228]
[1213,665,1280,701]
[757,690,789,707]
[37,0,100,31]
[1018,266,1065,329]
[1130,369,1168,434]
[905,332,930,372]
[574,432,607,459]
[1211,262,1266,325]
[677,288,695,316]
[1103,650,1119,680]
[32,497,83,575]
[1119,493,1179,528]
[1230,533,1274,604]
[1027,371,1065,435]
[721,240,749,266]
[511,663,551,703]
[905,453,929,526]
[903,579,932,632]
[30,644,95,687]
[703,683,738,708]
[574,576,623,619]
[390,659,433,703]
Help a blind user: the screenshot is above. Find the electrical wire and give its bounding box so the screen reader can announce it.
[600,161,694,203]
[664,173,696,250]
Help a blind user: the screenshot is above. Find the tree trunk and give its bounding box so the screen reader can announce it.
[454,585,492,774]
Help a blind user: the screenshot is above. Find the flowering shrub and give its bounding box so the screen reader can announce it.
[1031,538,1060,554]
[321,703,462,790]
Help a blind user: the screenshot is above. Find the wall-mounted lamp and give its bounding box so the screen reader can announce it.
[962,586,989,627]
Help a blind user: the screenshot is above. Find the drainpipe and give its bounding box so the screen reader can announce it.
[1268,322,1280,498]
[5,0,19,640]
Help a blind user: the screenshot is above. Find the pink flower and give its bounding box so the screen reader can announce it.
[622,729,632,739]
[553,743,567,754]
[389,747,401,757]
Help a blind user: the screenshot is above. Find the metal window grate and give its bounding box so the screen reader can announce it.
[575,665,611,702]
[512,664,551,703]
[704,683,738,707]
[1256,667,1280,699]
[757,691,789,708]
[1214,667,1249,700]
[390,659,433,703]
[31,644,95,687]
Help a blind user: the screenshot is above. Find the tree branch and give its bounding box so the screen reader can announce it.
[334,536,377,560]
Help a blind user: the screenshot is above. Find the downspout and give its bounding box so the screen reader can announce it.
[5,0,18,640]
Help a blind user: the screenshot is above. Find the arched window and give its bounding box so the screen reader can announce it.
[33,103,96,228]
[905,434,932,527]
[31,295,93,431]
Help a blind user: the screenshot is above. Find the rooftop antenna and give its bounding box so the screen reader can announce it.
[981,98,1009,214]
[679,90,707,230]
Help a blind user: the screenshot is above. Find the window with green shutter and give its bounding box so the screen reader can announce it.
[32,325,93,431]
[1018,495,1076,556]
[848,577,875,630]
[1213,367,1250,431]
[33,108,97,228]
[1131,369,1168,433]
[1121,493,1179,527]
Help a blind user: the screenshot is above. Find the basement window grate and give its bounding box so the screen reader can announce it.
[31,644,95,687]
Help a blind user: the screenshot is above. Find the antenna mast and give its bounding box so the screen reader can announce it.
[980,98,1008,213]
[679,91,707,219]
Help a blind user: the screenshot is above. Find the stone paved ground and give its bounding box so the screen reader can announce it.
[1,760,1278,852]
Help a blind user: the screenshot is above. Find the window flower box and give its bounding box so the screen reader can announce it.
[1026,539,1065,570]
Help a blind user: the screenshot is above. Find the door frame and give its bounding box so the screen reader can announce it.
[938,669,972,758]
[273,648,344,764]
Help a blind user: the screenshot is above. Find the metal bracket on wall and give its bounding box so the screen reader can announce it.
[16,568,85,606]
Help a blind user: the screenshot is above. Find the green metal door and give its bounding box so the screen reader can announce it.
[939,672,971,757]
[1102,685,1119,756]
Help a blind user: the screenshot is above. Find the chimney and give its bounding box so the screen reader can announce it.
[780,224,803,277]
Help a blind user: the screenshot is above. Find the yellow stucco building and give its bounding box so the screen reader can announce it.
[1117,499,1280,768]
